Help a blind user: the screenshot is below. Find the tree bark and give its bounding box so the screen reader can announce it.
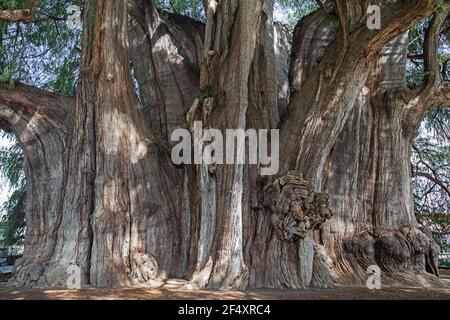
[0,83,70,287]
[322,33,443,286]
[188,0,279,290]
[6,0,182,287]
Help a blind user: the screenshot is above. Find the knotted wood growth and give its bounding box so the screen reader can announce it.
[343,226,443,286]
[263,171,332,241]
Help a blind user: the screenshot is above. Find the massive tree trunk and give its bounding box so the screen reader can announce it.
[0,85,70,287]
[187,0,283,289]
[5,0,183,287]
[0,0,448,289]
[322,32,444,286]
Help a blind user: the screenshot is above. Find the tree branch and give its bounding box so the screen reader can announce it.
[423,2,450,89]
[402,3,450,138]
[0,0,42,23]
[327,1,442,78]
[413,171,450,199]
[358,1,440,55]
[333,0,349,48]
[407,53,424,60]
[431,81,450,108]
[203,0,217,60]
[0,82,70,132]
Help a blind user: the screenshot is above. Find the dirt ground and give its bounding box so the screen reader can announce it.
[0,270,449,300]
[440,268,450,279]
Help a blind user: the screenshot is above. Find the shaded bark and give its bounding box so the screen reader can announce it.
[0,83,70,287]
[321,29,446,286]
[128,0,206,280]
[129,4,205,137]
[189,0,279,289]
[6,0,182,287]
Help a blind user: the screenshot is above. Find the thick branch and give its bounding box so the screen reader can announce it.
[413,171,450,199]
[0,82,69,132]
[358,1,440,57]
[431,81,450,108]
[0,0,41,22]
[402,3,450,139]
[423,2,450,89]
[330,1,439,56]
[281,1,440,181]
[334,0,349,48]
[203,0,217,59]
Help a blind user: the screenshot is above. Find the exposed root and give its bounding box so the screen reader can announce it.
[337,226,448,288]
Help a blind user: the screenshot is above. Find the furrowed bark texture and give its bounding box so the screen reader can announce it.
[276,0,447,287]
[1,0,448,289]
[322,33,444,286]
[128,0,206,279]
[189,0,279,289]
[0,84,70,287]
[6,0,182,287]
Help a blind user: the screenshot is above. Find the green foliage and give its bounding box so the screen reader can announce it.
[275,0,318,26]
[0,0,82,94]
[407,15,449,87]
[417,212,449,254]
[1,189,25,246]
[440,259,450,268]
[413,108,450,255]
[156,0,205,21]
[412,109,450,214]
[407,22,427,87]
[0,134,25,246]
[0,0,27,10]
[0,137,24,190]
[43,56,78,96]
